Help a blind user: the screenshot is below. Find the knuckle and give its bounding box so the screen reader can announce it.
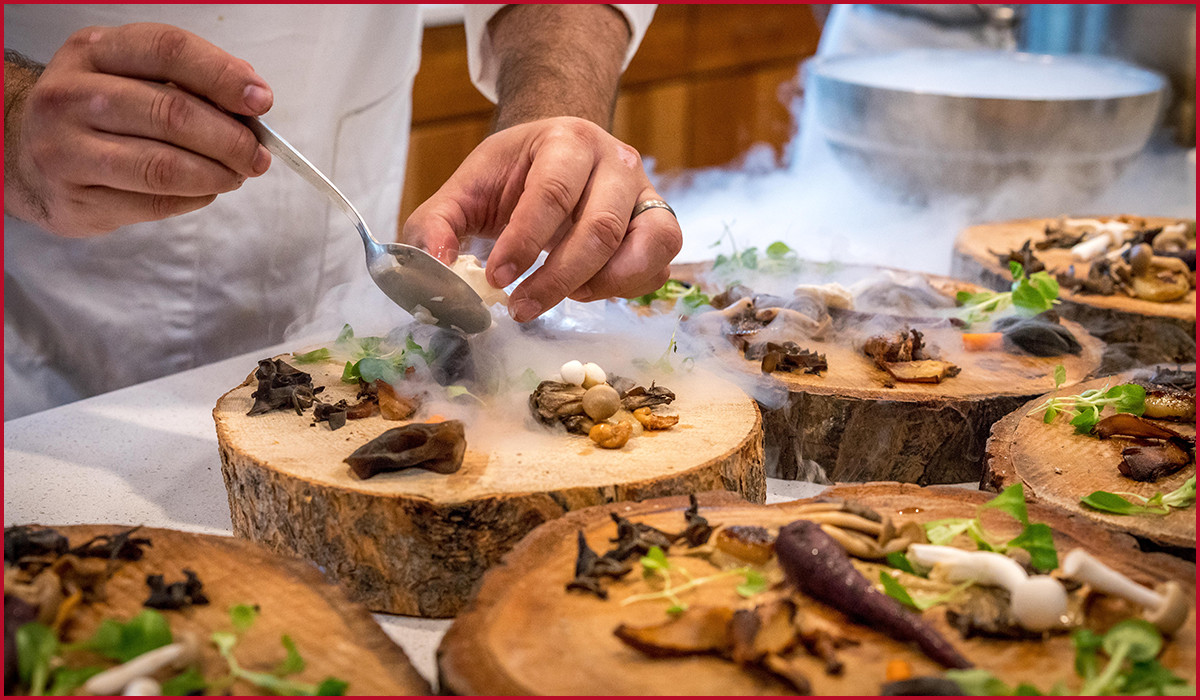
[149,89,192,136]
[138,150,179,190]
[149,194,183,219]
[29,82,79,115]
[536,177,577,219]
[64,26,101,52]
[581,210,627,252]
[229,125,260,164]
[615,141,642,168]
[149,26,189,65]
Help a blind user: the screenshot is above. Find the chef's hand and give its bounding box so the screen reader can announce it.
[402,116,682,323]
[3,23,273,237]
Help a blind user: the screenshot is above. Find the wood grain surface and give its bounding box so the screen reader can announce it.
[214,359,764,617]
[439,485,1195,696]
[32,525,429,695]
[984,373,1196,550]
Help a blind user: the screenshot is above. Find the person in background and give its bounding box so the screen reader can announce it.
[3,5,680,420]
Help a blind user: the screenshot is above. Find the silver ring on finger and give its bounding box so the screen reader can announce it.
[630,198,676,220]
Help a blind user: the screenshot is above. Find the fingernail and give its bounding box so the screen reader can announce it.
[492,263,519,289]
[251,145,271,175]
[510,298,543,323]
[243,84,272,113]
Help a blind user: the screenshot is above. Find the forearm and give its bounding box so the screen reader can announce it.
[4,50,47,223]
[487,4,631,132]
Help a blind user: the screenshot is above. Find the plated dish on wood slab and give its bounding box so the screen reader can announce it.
[214,333,763,617]
[984,369,1196,551]
[658,258,1103,484]
[952,216,1196,370]
[439,485,1195,696]
[4,524,429,695]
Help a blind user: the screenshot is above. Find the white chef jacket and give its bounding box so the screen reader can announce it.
[3,4,654,420]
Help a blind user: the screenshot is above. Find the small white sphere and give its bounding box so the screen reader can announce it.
[560,360,586,385]
[582,362,607,389]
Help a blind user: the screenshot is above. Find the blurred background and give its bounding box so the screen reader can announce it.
[402,4,1196,274]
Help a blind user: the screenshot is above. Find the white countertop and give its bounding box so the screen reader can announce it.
[3,341,832,689]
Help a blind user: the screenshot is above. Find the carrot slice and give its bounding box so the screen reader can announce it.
[961,332,1004,351]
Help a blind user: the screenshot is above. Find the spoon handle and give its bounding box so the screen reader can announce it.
[240,115,379,248]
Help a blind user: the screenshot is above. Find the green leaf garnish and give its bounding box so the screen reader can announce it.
[955,264,1060,328]
[65,609,173,663]
[17,622,59,696]
[1031,383,1145,434]
[161,666,209,696]
[922,484,1058,571]
[229,603,260,634]
[631,279,711,312]
[735,570,768,598]
[1053,364,1066,389]
[1081,477,1194,516]
[291,348,332,364]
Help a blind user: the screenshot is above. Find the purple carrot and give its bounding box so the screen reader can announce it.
[775,519,972,669]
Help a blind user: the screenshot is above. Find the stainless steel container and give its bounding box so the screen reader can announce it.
[806,49,1166,199]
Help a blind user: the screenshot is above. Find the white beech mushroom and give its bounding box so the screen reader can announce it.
[908,544,1068,632]
[122,677,162,696]
[82,633,200,696]
[1060,548,1191,635]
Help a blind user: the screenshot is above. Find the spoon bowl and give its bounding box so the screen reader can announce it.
[242,116,492,334]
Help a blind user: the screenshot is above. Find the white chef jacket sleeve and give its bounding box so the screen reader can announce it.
[461,4,656,104]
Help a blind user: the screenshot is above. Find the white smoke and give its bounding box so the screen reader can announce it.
[658,57,1195,277]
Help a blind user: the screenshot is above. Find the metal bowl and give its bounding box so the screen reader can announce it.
[805,50,1167,199]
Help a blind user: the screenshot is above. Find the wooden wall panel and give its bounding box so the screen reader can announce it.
[399,5,820,229]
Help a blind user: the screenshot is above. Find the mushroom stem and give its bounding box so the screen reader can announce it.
[1060,548,1191,635]
[122,677,163,696]
[82,634,199,696]
[907,545,1068,632]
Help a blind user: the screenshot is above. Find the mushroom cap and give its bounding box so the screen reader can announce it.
[1009,576,1069,632]
[1146,581,1191,636]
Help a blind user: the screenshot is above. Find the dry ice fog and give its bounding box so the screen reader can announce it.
[284,53,1193,469]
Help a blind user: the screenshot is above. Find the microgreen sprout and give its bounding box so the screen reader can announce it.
[620,546,766,614]
[1081,476,1196,516]
[709,226,804,277]
[956,261,1060,328]
[1031,382,1146,434]
[632,279,711,312]
[923,483,1058,571]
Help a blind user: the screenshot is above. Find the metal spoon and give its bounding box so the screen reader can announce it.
[241,116,492,334]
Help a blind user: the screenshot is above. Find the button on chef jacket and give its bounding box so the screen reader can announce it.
[3,4,655,420]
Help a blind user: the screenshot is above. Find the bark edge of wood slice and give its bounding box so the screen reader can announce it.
[21,524,430,696]
[214,360,765,617]
[437,484,1195,696]
[983,373,1196,550]
[669,261,1104,485]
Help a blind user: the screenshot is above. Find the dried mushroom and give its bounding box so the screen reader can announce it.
[345,420,466,479]
[144,569,209,610]
[746,341,828,375]
[863,329,960,384]
[247,358,319,416]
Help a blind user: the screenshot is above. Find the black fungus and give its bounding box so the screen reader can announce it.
[606,513,674,561]
[747,341,828,375]
[881,677,966,695]
[68,526,152,562]
[994,312,1081,357]
[565,530,634,599]
[247,358,318,416]
[144,569,210,610]
[4,525,69,565]
[345,420,467,479]
[677,494,714,547]
[313,400,349,431]
[427,329,477,386]
[994,239,1046,276]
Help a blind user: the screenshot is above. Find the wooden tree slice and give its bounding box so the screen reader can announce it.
[983,374,1196,550]
[951,216,1197,347]
[438,485,1195,696]
[670,262,1104,485]
[30,524,429,695]
[214,360,764,617]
